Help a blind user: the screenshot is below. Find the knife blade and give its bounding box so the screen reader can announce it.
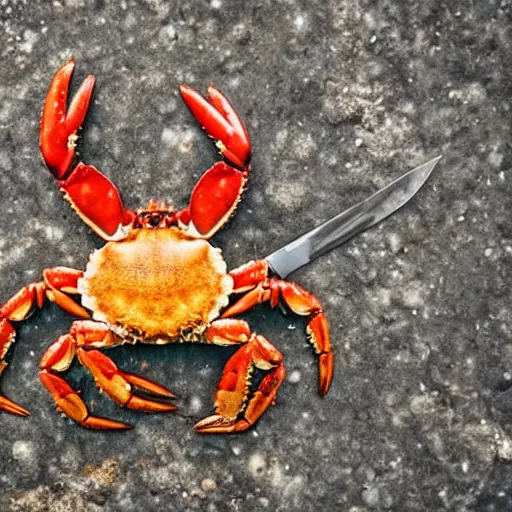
[264,156,441,279]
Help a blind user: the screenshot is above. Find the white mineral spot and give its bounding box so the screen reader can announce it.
[161,127,196,153]
[161,127,178,146]
[268,461,284,487]
[484,247,493,257]
[248,452,266,478]
[498,439,512,460]
[287,369,301,384]
[361,485,380,507]
[293,132,317,160]
[210,0,221,9]
[12,440,36,464]
[355,137,363,147]
[44,225,65,242]
[294,14,306,30]
[375,287,391,307]
[387,232,401,253]
[258,497,270,507]
[0,151,12,171]
[401,283,424,308]
[158,24,176,43]
[231,445,242,456]
[19,29,38,53]
[274,129,288,151]
[189,395,202,415]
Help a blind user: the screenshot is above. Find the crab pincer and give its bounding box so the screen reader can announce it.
[179,84,251,170]
[77,350,176,414]
[176,84,252,238]
[0,321,29,416]
[40,59,133,241]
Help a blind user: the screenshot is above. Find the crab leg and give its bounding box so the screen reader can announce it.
[177,85,251,238]
[40,320,175,429]
[223,260,334,395]
[40,60,133,241]
[0,267,88,417]
[197,321,285,433]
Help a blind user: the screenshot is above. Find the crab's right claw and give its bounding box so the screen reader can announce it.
[40,59,95,180]
[180,84,251,170]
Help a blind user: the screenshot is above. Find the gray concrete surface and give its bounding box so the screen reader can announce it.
[0,1,511,511]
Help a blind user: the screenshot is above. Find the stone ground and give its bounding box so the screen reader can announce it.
[0,1,511,511]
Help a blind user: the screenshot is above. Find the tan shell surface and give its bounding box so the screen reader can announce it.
[78,228,233,339]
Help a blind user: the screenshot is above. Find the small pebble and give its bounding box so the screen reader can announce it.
[12,440,36,464]
[248,453,266,477]
[201,478,217,492]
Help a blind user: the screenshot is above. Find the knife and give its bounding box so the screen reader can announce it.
[264,156,441,278]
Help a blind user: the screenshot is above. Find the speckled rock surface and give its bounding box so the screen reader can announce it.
[1,1,511,511]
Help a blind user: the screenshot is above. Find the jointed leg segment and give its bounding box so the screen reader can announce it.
[197,318,286,433]
[0,267,88,417]
[40,320,176,429]
[224,259,334,395]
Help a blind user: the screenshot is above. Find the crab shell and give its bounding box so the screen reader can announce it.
[78,228,234,340]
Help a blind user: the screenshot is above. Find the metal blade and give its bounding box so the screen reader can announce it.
[265,156,441,279]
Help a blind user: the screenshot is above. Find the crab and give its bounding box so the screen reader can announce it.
[0,60,333,433]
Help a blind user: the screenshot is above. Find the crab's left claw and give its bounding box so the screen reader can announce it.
[178,85,251,238]
[40,60,134,241]
[180,84,251,170]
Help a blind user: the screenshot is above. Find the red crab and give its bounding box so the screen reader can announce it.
[0,60,333,433]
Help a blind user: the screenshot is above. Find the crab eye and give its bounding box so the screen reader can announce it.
[149,215,160,227]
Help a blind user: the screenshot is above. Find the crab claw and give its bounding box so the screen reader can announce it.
[194,415,251,434]
[59,162,134,240]
[0,319,30,417]
[40,370,131,429]
[180,84,251,169]
[195,335,285,434]
[77,349,176,413]
[0,395,30,417]
[40,61,133,240]
[178,161,247,238]
[40,59,95,180]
